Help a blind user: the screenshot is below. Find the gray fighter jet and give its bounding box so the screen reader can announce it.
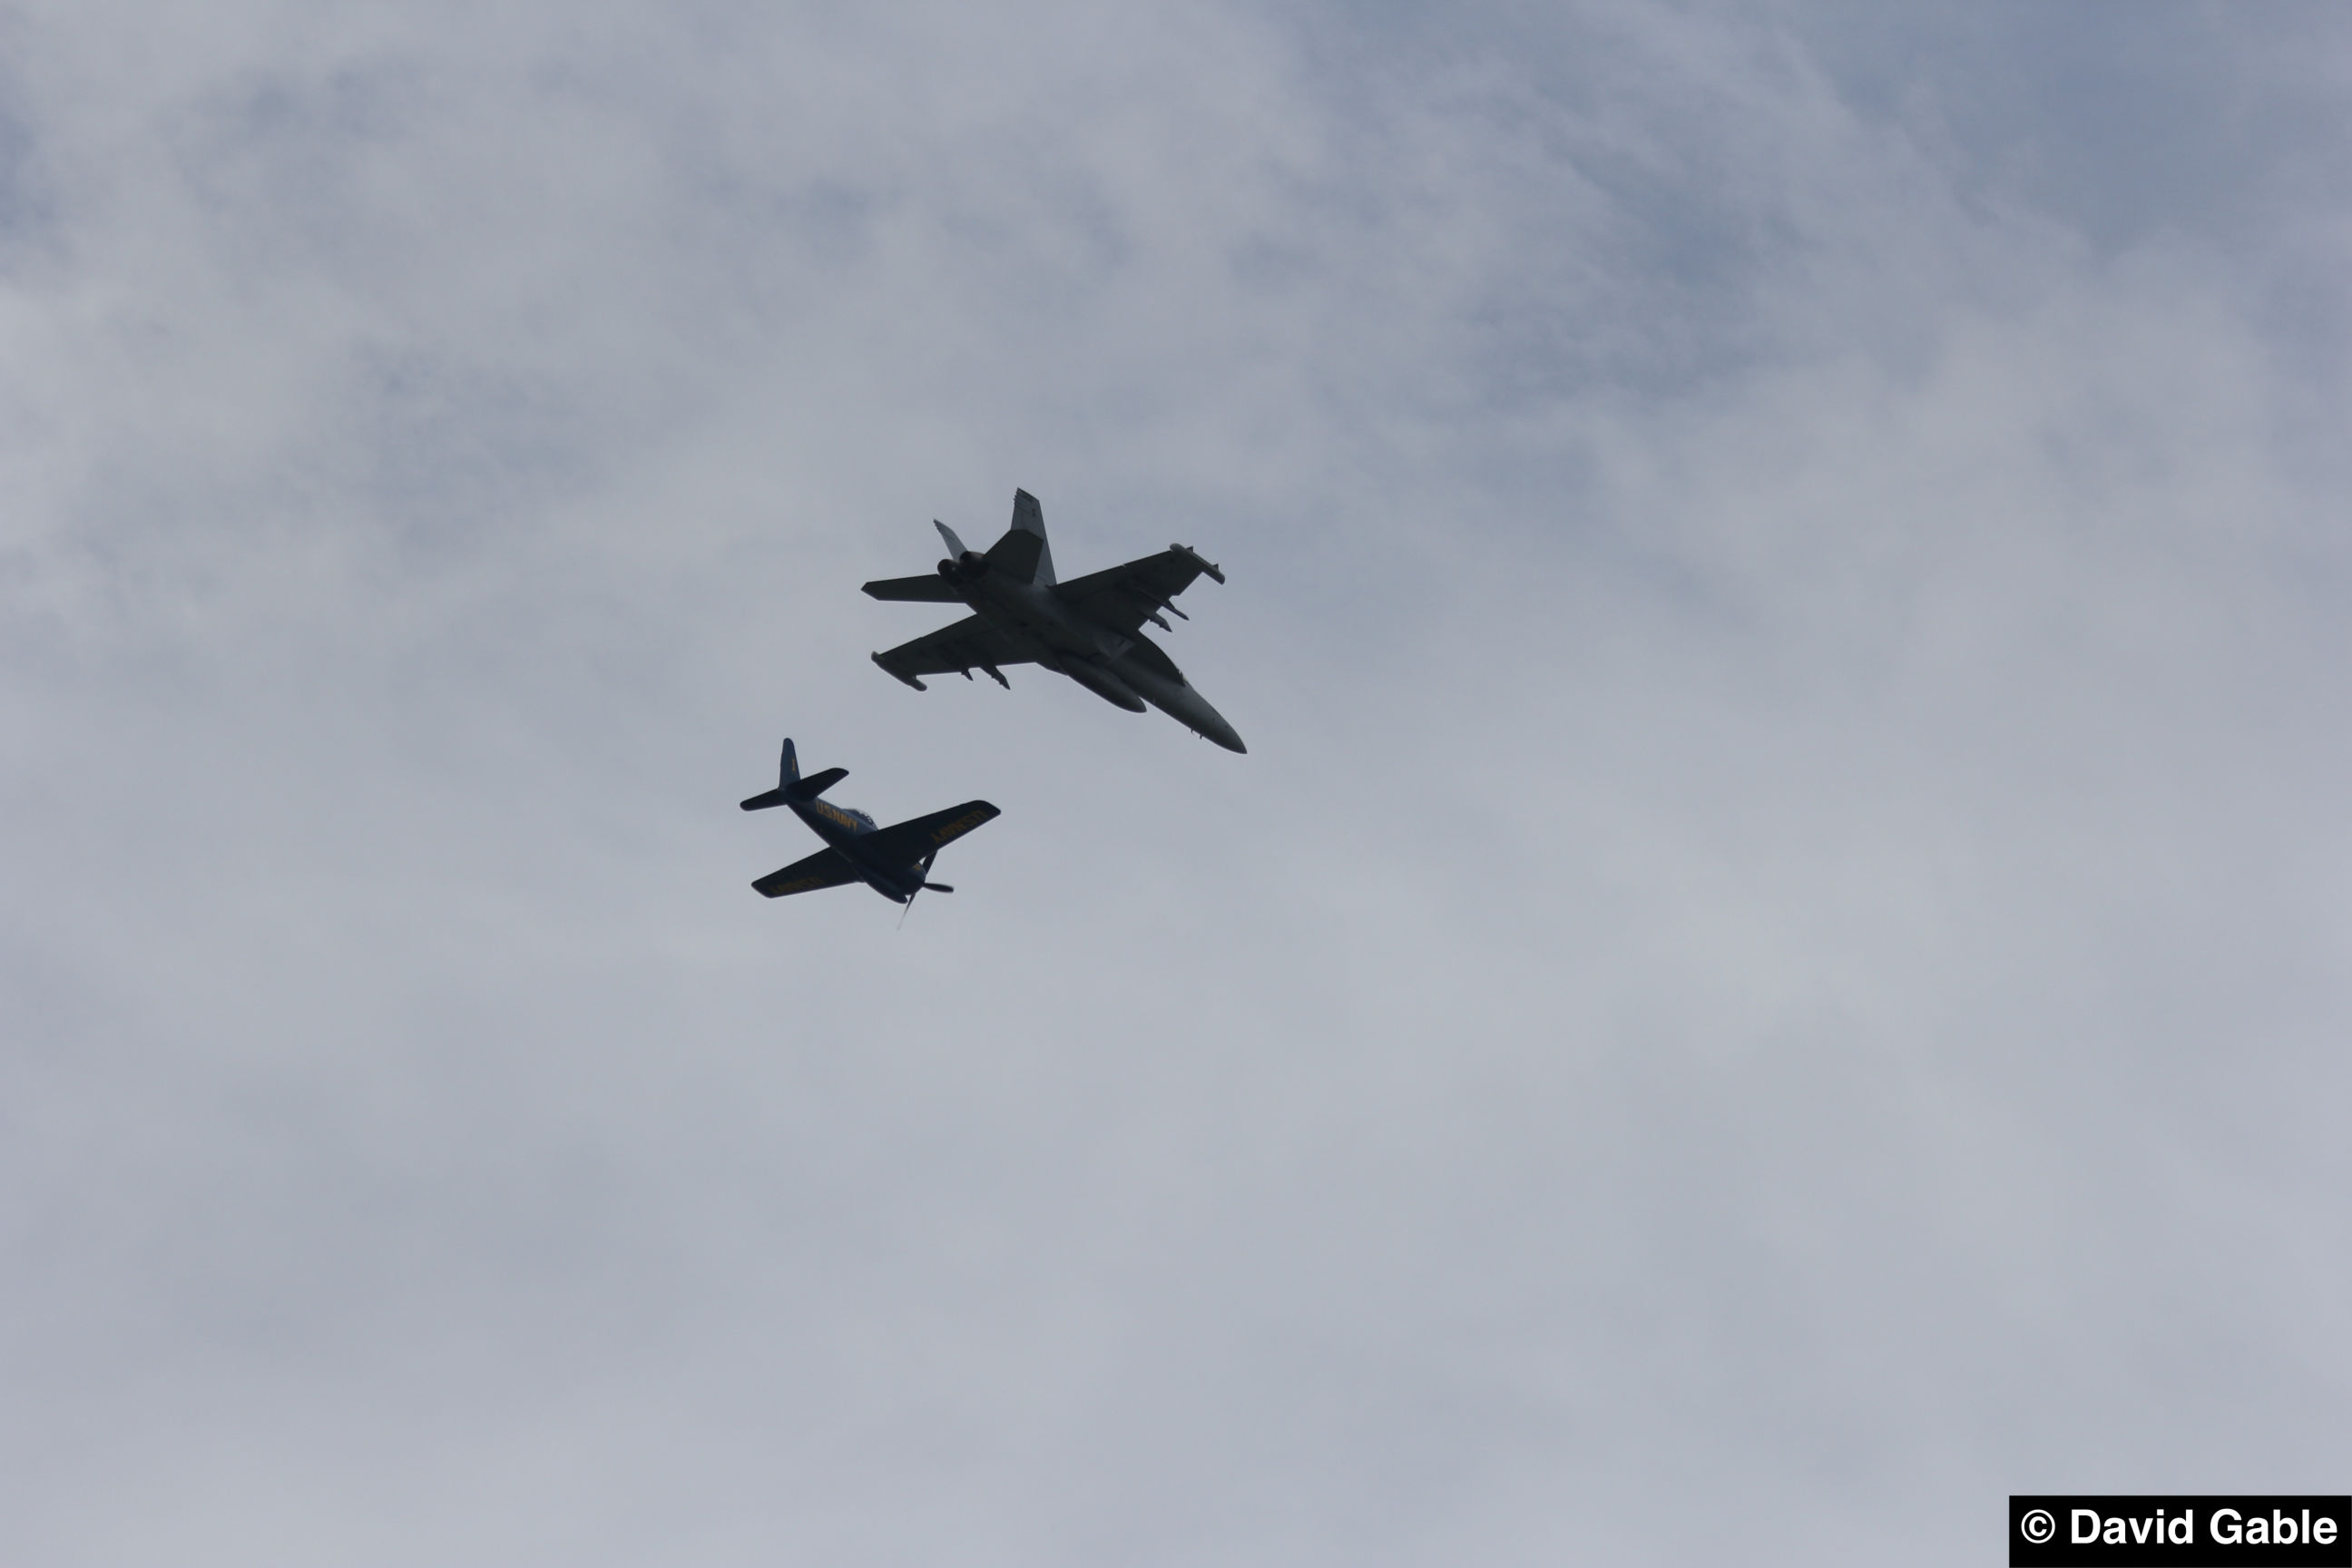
[863,490,1246,753]
[741,739,998,905]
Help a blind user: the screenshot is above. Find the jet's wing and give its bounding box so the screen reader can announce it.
[871,616,1035,684]
[751,848,863,898]
[1053,545,1224,636]
[851,800,1000,872]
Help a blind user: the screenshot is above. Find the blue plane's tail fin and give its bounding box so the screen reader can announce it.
[741,739,848,810]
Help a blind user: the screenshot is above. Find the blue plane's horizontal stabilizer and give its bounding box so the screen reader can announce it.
[740,766,848,811]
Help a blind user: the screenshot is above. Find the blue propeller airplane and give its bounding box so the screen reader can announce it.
[740,739,999,906]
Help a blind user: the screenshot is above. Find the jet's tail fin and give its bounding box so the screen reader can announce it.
[741,739,848,811]
[984,488,1056,586]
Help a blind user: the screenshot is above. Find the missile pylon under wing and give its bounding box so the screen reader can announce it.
[861,489,1246,753]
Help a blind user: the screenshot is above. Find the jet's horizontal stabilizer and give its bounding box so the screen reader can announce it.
[863,574,962,603]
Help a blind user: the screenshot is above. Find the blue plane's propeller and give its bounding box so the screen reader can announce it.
[897,849,953,929]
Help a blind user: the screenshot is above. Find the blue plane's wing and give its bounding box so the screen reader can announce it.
[751,847,863,898]
[850,800,1000,873]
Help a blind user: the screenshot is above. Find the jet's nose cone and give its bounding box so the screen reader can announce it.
[1152,677,1246,754]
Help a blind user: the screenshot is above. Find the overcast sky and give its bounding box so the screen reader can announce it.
[5,3,2349,1563]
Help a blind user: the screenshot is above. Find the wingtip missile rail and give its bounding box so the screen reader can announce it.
[872,652,927,691]
[1171,544,1225,584]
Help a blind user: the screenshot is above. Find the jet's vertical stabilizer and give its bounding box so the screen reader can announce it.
[997,489,1056,586]
[778,738,799,787]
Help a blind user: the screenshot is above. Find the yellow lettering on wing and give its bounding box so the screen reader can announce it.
[932,810,988,844]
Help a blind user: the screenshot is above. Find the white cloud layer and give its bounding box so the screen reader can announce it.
[5,3,2348,1563]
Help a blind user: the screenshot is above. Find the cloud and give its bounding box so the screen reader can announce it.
[3,3,2347,1563]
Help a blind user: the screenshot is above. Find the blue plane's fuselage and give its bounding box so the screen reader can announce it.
[789,796,926,902]
[742,739,998,906]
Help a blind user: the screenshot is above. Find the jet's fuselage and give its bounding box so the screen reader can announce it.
[940,553,1246,751]
[944,555,1112,658]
